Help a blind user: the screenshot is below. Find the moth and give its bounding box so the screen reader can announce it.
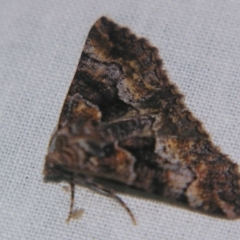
[44,16,240,224]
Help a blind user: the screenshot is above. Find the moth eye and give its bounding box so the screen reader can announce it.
[44,151,64,180]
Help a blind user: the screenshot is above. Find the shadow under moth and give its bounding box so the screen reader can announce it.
[44,16,240,224]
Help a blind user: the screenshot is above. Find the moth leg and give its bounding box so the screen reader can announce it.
[66,182,75,222]
[86,180,137,225]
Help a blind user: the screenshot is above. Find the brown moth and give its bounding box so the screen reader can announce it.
[44,16,240,224]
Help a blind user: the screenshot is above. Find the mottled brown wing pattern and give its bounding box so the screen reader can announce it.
[44,16,240,223]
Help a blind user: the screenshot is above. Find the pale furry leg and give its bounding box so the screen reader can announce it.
[66,182,75,222]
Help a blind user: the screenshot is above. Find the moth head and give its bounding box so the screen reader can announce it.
[44,130,73,182]
[43,122,107,182]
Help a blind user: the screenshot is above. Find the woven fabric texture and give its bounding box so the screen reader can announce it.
[1,1,240,239]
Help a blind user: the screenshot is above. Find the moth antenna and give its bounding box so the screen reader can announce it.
[87,181,137,225]
[66,182,75,222]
